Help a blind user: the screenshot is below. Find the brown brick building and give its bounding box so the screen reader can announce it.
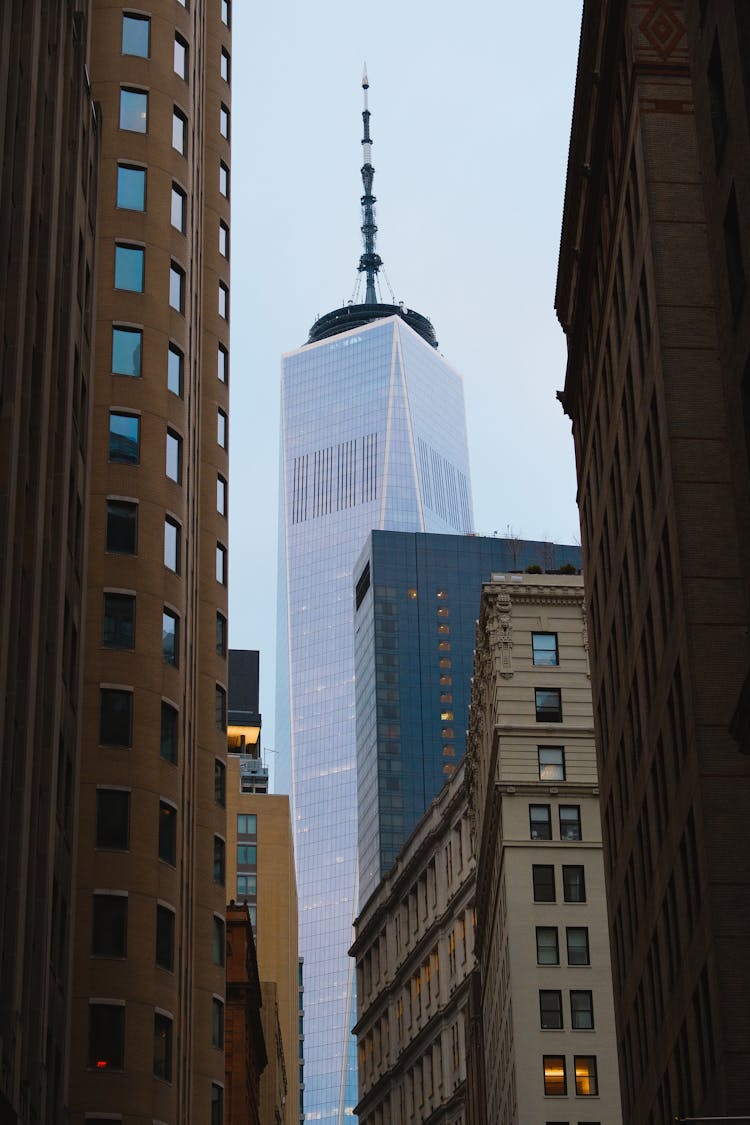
[225,903,267,1125]
[556,2,750,1122]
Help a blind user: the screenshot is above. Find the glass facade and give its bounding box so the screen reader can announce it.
[276,314,473,1124]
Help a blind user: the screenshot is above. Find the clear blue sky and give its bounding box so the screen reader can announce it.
[229,2,584,772]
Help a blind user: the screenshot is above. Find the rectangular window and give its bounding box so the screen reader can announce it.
[532,631,559,665]
[533,864,556,902]
[166,429,182,482]
[153,1013,173,1082]
[120,87,148,133]
[724,185,746,318]
[536,926,559,965]
[164,517,180,572]
[211,1084,223,1125]
[106,499,138,554]
[159,802,177,865]
[215,685,227,731]
[536,688,562,722]
[167,343,183,397]
[543,1055,567,1096]
[219,161,229,197]
[538,746,565,781]
[96,788,130,849]
[171,185,186,232]
[530,804,552,840]
[218,281,229,319]
[237,844,257,866]
[114,244,144,292]
[574,1056,598,1096]
[563,865,586,903]
[212,998,224,1049]
[99,689,133,747]
[540,990,563,1030]
[122,13,149,56]
[566,927,590,965]
[174,33,188,79]
[112,325,142,377]
[218,343,228,383]
[237,813,257,836]
[237,873,257,897]
[213,916,225,966]
[216,543,227,585]
[219,220,229,257]
[221,47,230,83]
[570,990,594,1029]
[156,904,175,971]
[213,836,226,884]
[160,702,178,764]
[172,108,187,154]
[162,609,179,667]
[109,411,140,464]
[92,893,127,957]
[169,262,185,312]
[560,805,582,841]
[220,103,230,139]
[217,408,227,448]
[214,759,226,806]
[89,1003,125,1071]
[221,0,230,26]
[216,611,227,657]
[217,474,227,515]
[103,592,135,649]
[116,164,146,210]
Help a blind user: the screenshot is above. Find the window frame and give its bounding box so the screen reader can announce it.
[111,324,143,377]
[88,1002,125,1071]
[173,32,188,80]
[540,989,563,1030]
[106,499,138,554]
[153,1012,173,1082]
[543,1054,567,1096]
[164,516,181,574]
[563,864,586,903]
[213,835,226,885]
[574,1055,598,1096]
[532,631,559,666]
[169,261,185,313]
[160,701,178,765]
[535,687,563,723]
[560,805,582,841]
[166,428,182,483]
[91,892,128,958]
[155,903,175,972]
[116,163,146,211]
[158,800,177,866]
[102,591,136,650]
[566,926,590,965]
[535,926,559,966]
[172,106,187,155]
[99,688,133,748]
[108,411,140,464]
[121,12,150,57]
[171,184,187,233]
[532,864,556,903]
[114,243,145,293]
[530,803,553,840]
[167,342,183,397]
[119,86,149,133]
[162,608,179,667]
[570,990,594,1030]
[538,745,565,781]
[95,787,130,850]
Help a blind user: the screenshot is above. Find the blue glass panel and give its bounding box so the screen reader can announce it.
[168,345,183,396]
[122,14,149,56]
[162,611,177,665]
[117,165,146,210]
[114,245,144,292]
[120,89,148,133]
[166,431,181,482]
[111,327,142,376]
[109,412,139,464]
[169,266,183,311]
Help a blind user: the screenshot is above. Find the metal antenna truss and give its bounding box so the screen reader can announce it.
[358,64,382,304]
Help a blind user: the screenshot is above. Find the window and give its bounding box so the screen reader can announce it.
[219,220,229,257]
[536,926,559,965]
[213,916,225,966]
[237,814,257,836]
[213,836,225,884]
[560,805,582,841]
[164,517,180,572]
[574,1056,598,1095]
[211,1084,223,1125]
[543,1055,567,1096]
[96,788,130,849]
[221,0,230,26]
[218,281,228,319]
[539,746,565,781]
[212,997,224,1049]
[218,343,228,383]
[216,543,227,585]
[173,33,188,79]
[540,990,563,1030]
[162,609,179,666]
[92,893,127,957]
[160,702,178,764]
[112,326,142,377]
[172,107,187,154]
[216,612,227,657]
[122,13,149,56]
[237,873,256,897]
[532,631,559,665]
[159,802,177,865]
[103,593,135,649]
[220,47,230,83]
[536,688,563,722]
[89,1003,125,1071]
[571,991,594,1030]
[99,689,133,747]
[171,185,186,232]
[566,927,590,965]
[563,865,586,903]
[167,343,183,397]
[106,499,137,554]
[169,262,185,312]
[217,474,227,515]
[156,905,175,971]
[109,412,140,464]
[533,864,555,902]
[215,685,227,731]
[724,184,746,318]
[116,164,146,210]
[219,161,229,197]
[220,103,230,139]
[530,804,552,840]
[217,408,227,448]
[214,759,226,806]
[154,1013,173,1082]
[114,244,144,292]
[120,88,148,133]
[237,844,257,866]
[166,429,182,482]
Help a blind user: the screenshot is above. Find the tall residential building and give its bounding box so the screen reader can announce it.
[353,531,582,905]
[69,1,232,1120]
[277,75,474,1123]
[0,5,99,1120]
[556,3,750,1121]
[466,574,623,1124]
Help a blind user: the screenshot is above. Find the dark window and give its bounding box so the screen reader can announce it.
[156,905,175,971]
[99,688,133,747]
[574,1055,598,1095]
[88,1003,125,1070]
[114,244,144,292]
[171,184,186,232]
[102,593,135,649]
[169,263,185,313]
[173,108,187,154]
[116,165,146,211]
[563,865,586,903]
[533,864,555,902]
[571,990,594,1029]
[356,562,371,610]
[214,759,226,806]
[213,916,225,966]
[536,688,562,722]
[96,788,130,850]
[538,746,565,781]
[216,612,227,657]
[92,894,127,957]
[530,804,552,840]
[540,990,563,1029]
[164,517,180,572]
[159,802,177,866]
[724,185,746,318]
[708,35,728,163]
[214,836,226,884]
[108,411,140,464]
[566,927,590,965]
[162,609,179,667]
[212,997,224,1048]
[211,1083,223,1125]
[532,632,558,666]
[166,429,182,482]
[543,1055,566,1095]
[536,926,559,965]
[215,685,227,731]
[112,325,142,376]
[560,805,582,841]
[168,343,183,396]
[153,1013,173,1082]
[106,499,137,554]
[120,87,148,133]
[122,13,149,56]
[160,702,178,764]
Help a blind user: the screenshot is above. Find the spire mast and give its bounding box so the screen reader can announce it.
[358,65,382,304]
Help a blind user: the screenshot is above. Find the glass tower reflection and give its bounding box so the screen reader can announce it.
[276,312,473,1122]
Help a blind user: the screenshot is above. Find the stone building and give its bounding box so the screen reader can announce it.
[350,758,475,1125]
[556,3,750,1120]
[466,574,622,1124]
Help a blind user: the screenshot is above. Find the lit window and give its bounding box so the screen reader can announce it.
[103,592,135,649]
[440,710,454,721]
[438,624,450,635]
[88,1003,125,1071]
[566,927,590,965]
[158,801,177,865]
[436,589,448,599]
[219,220,229,257]
[574,1055,598,1096]
[116,164,146,210]
[153,1013,173,1082]
[535,926,559,965]
[220,103,230,139]
[166,429,182,482]
[172,107,187,154]
[571,991,594,1030]
[407,588,417,599]
[156,905,175,971]
[95,787,130,848]
[532,864,555,903]
[218,281,229,319]
[530,804,552,840]
[114,244,144,292]
[216,612,227,657]
[438,641,450,652]
[532,631,559,666]
[439,658,451,670]
[112,326,142,377]
[540,990,563,1030]
[543,1055,566,1096]
[169,262,185,313]
[221,47,230,83]
[162,609,179,667]
[560,805,582,841]
[174,33,188,79]
[217,474,227,515]
[122,13,149,56]
[217,408,227,448]
[92,894,127,958]
[439,674,452,685]
[120,87,148,132]
[563,865,586,903]
[164,517,180,572]
[212,998,224,1049]
[106,499,137,554]
[538,746,565,781]
[219,161,229,197]
[99,689,133,748]
[213,836,225,884]
[437,606,449,617]
[168,343,183,397]
[160,702,178,764]
[171,185,186,232]
[218,343,228,382]
[535,688,562,723]
[216,543,227,585]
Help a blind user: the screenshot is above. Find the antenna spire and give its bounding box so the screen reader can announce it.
[358,64,382,304]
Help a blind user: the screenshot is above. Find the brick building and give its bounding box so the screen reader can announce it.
[225,902,267,1125]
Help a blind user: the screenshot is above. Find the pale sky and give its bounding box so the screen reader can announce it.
[229,2,585,769]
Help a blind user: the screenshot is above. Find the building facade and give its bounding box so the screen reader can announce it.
[466,574,622,1124]
[350,760,475,1125]
[556,3,750,1121]
[69,1,232,1120]
[353,531,582,905]
[225,902,267,1125]
[0,5,99,1120]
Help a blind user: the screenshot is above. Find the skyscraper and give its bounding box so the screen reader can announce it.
[277,73,473,1122]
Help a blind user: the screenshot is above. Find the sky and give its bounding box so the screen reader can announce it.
[229,1,585,769]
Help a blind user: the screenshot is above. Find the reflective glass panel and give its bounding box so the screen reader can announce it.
[122,14,149,56]
[108,412,139,464]
[114,245,144,292]
[120,88,148,132]
[112,326,142,376]
[116,165,146,210]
